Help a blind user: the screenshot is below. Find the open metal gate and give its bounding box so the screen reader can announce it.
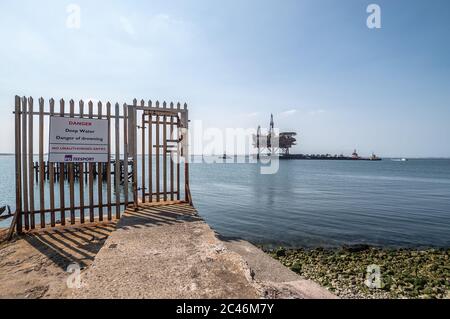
[125,100,192,209]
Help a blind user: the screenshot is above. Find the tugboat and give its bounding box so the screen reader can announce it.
[370,153,382,161]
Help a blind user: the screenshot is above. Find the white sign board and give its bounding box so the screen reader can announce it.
[48,116,109,163]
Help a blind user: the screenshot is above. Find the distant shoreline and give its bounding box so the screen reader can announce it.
[0,153,449,159]
[193,155,450,160]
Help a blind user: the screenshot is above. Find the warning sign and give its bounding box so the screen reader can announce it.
[48,116,109,163]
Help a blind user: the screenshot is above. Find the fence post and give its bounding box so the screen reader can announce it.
[49,99,56,227]
[176,103,181,201]
[28,97,35,229]
[69,100,75,224]
[115,103,121,218]
[183,103,190,203]
[148,100,153,203]
[141,100,146,204]
[163,102,167,201]
[155,101,160,202]
[123,103,129,208]
[88,101,94,222]
[22,97,29,230]
[170,102,174,201]
[15,96,23,234]
[79,100,85,224]
[107,102,112,220]
[39,98,45,228]
[131,99,138,211]
[97,102,103,221]
[59,99,66,225]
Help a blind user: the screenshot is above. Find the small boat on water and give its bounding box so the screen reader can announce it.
[391,158,408,162]
[220,153,231,160]
[351,150,382,161]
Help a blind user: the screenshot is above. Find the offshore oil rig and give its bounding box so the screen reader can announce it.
[253,114,298,159]
[253,115,381,161]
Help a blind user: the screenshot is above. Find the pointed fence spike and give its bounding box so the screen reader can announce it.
[170,102,174,109]
[79,100,84,115]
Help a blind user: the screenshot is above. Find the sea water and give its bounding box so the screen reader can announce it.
[1,156,449,248]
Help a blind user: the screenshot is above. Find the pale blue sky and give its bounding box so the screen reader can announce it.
[0,0,449,157]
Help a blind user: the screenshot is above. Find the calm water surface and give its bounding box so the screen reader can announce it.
[1,156,449,248]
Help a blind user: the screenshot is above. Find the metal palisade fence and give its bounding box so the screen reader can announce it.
[13,96,191,234]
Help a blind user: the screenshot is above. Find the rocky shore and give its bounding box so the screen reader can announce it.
[265,246,449,299]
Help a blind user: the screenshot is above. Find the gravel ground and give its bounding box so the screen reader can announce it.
[266,246,449,299]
